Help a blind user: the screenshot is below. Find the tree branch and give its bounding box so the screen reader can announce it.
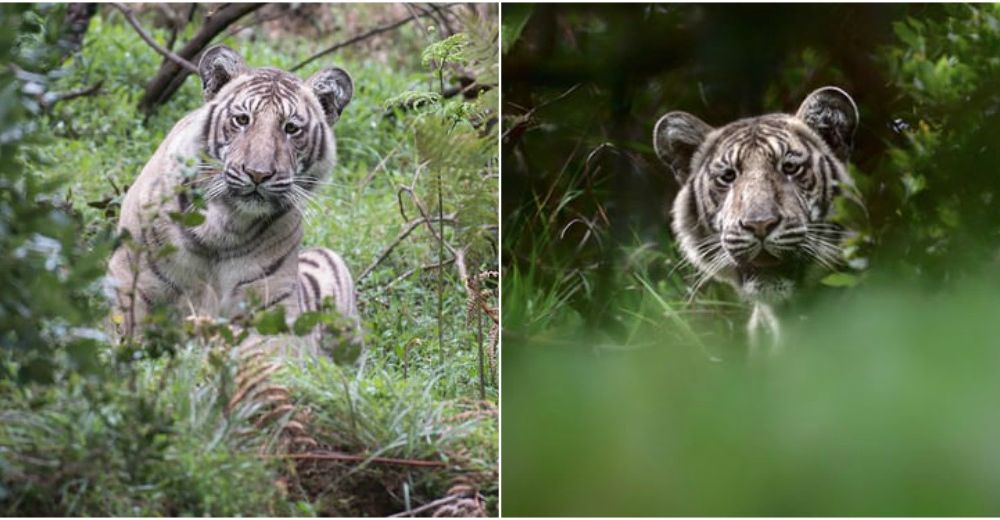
[358,214,456,282]
[269,450,447,468]
[290,4,456,72]
[138,3,264,113]
[388,494,462,517]
[110,3,198,74]
[41,80,103,111]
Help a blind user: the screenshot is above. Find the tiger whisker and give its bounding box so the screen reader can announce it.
[686,250,731,304]
[666,234,722,280]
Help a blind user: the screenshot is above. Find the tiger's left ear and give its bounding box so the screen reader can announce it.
[796,86,859,162]
[307,67,354,124]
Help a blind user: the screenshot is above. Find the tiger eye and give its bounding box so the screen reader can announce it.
[233,114,250,126]
[719,168,737,183]
[283,122,301,135]
[782,161,803,176]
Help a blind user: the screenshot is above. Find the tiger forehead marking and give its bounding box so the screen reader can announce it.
[692,116,836,231]
[654,87,860,310]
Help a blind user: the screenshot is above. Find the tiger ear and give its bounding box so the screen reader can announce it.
[307,67,354,124]
[795,86,859,161]
[653,111,713,185]
[198,45,248,101]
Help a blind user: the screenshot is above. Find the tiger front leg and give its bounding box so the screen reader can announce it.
[748,301,782,357]
[227,260,301,324]
[107,244,158,339]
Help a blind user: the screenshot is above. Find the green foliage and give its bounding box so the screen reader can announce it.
[505,278,1000,516]
[0,4,112,385]
[1,343,297,516]
[500,4,533,55]
[875,4,1000,281]
[421,33,470,70]
[255,306,290,335]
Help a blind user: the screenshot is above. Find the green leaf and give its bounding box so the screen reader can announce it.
[821,272,861,288]
[902,173,927,198]
[421,33,470,69]
[218,325,235,345]
[893,20,923,51]
[501,4,534,54]
[65,339,101,375]
[333,338,363,366]
[293,311,322,336]
[168,210,205,227]
[255,306,288,335]
[18,357,55,385]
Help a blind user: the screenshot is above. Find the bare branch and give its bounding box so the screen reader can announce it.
[139,3,264,112]
[397,185,458,257]
[389,494,462,518]
[381,257,456,291]
[290,4,457,72]
[41,80,103,111]
[358,214,456,282]
[268,450,447,468]
[110,3,198,74]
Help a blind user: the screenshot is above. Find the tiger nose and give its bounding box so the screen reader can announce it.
[740,215,781,239]
[242,165,275,185]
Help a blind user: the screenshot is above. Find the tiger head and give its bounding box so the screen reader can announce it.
[196,45,354,217]
[654,87,859,303]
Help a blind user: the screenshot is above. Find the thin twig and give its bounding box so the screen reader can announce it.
[358,214,456,282]
[397,186,458,256]
[437,167,445,365]
[270,450,447,468]
[111,2,198,74]
[381,257,456,291]
[455,249,498,324]
[39,80,103,110]
[388,494,462,517]
[227,7,293,36]
[290,5,456,72]
[402,3,432,38]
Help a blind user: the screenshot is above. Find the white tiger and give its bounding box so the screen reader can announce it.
[107,45,360,352]
[654,87,861,352]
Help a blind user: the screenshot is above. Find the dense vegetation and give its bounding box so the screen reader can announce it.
[502,4,1000,515]
[1,4,497,516]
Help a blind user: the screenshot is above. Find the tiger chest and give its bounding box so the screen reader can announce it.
[164,252,298,318]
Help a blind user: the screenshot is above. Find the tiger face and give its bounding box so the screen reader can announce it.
[197,45,353,217]
[654,87,859,303]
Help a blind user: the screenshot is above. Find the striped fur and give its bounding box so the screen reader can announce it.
[297,246,362,350]
[654,87,860,349]
[108,45,359,352]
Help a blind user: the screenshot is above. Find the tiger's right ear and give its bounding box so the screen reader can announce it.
[198,45,248,101]
[653,111,713,185]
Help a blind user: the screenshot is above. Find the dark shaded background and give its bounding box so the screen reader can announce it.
[500,3,1000,328]
[505,4,910,231]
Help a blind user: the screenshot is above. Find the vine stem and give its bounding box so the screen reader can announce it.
[437,167,445,366]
